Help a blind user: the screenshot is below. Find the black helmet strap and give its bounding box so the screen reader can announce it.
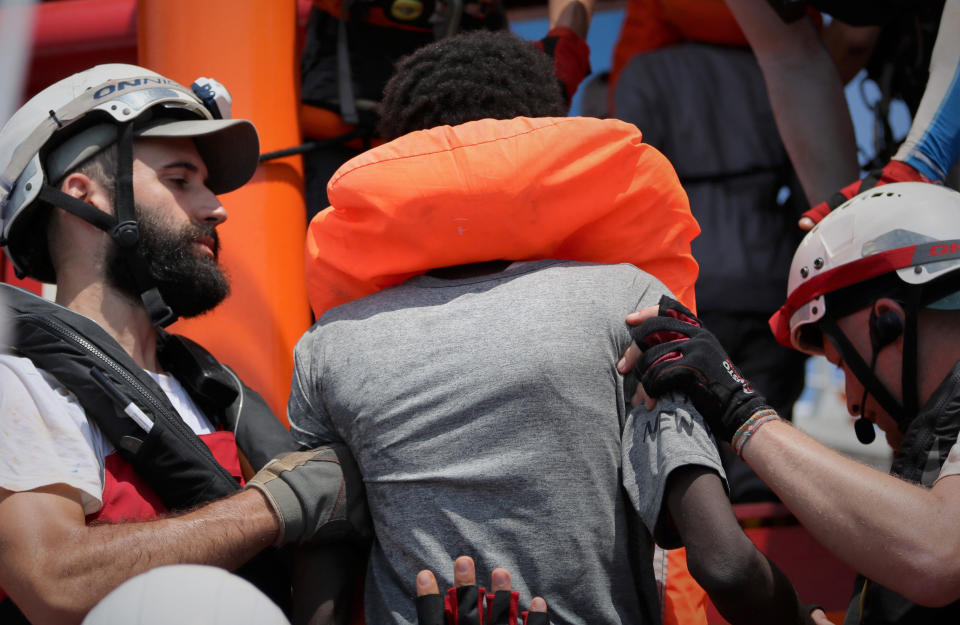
[37,122,176,328]
[819,313,911,431]
[112,121,176,328]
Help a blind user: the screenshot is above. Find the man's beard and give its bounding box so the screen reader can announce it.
[106,205,230,319]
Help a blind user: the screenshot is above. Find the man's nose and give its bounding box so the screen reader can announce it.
[198,188,228,225]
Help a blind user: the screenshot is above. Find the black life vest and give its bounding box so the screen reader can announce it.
[845,360,960,624]
[0,283,298,622]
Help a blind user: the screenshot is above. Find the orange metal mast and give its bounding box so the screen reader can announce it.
[138,0,311,424]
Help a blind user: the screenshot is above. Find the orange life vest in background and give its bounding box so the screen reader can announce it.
[611,0,748,90]
[305,115,700,317]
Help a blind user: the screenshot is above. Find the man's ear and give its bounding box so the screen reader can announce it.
[870,298,906,351]
[60,172,112,215]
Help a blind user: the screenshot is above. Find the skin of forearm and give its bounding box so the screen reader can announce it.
[667,467,811,624]
[743,420,960,605]
[704,545,812,625]
[12,489,279,625]
[548,0,594,38]
[725,0,860,205]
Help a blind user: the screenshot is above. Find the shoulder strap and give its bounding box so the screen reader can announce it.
[1,284,240,510]
[157,331,298,471]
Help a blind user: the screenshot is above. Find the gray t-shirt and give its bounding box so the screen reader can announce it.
[290,260,724,625]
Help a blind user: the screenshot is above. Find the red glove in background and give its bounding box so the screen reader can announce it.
[534,26,591,105]
[801,160,933,227]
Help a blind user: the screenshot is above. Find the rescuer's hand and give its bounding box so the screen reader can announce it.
[534,27,591,106]
[625,295,774,444]
[416,556,550,625]
[246,444,370,546]
[799,160,932,230]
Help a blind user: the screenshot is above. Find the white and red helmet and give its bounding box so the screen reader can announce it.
[770,182,960,355]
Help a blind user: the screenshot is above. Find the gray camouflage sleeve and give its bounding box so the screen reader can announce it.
[621,392,727,548]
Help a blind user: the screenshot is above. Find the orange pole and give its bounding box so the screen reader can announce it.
[138,0,311,425]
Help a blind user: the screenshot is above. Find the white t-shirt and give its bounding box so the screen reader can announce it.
[0,354,214,515]
[936,439,960,485]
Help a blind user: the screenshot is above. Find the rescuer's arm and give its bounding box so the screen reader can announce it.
[800,0,960,228]
[0,484,278,625]
[537,0,594,104]
[548,0,595,39]
[620,299,960,606]
[0,442,367,625]
[724,0,859,207]
[664,465,814,625]
[740,421,960,607]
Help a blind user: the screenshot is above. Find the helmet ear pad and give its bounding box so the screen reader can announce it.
[869,306,904,351]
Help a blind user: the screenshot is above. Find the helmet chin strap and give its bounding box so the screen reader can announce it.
[111,122,176,328]
[38,122,176,328]
[818,315,915,440]
[817,276,952,445]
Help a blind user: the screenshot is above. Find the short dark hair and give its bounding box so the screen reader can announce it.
[71,144,118,206]
[378,30,567,140]
[15,145,119,283]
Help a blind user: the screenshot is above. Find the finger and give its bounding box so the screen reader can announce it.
[490,568,511,592]
[798,216,815,231]
[629,383,645,408]
[617,340,642,374]
[629,383,658,410]
[625,305,660,327]
[454,556,476,587]
[417,570,440,597]
[529,597,546,612]
[639,383,657,411]
[415,570,445,625]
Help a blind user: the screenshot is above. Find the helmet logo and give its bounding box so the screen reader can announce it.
[93,77,176,100]
[929,240,960,257]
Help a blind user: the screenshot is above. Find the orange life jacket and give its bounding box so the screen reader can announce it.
[611,0,748,90]
[305,115,700,317]
[610,0,823,92]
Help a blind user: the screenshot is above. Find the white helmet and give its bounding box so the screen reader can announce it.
[770,182,960,355]
[0,63,259,283]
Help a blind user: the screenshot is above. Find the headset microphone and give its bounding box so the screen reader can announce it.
[852,308,903,445]
[854,415,876,444]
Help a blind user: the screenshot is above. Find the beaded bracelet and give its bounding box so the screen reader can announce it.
[731,408,781,457]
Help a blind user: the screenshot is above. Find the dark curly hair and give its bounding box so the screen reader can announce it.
[377,30,567,140]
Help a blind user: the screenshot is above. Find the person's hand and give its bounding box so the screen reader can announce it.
[798,160,932,230]
[533,27,591,105]
[415,555,549,625]
[619,295,774,444]
[618,304,660,408]
[246,443,371,546]
[810,607,833,625]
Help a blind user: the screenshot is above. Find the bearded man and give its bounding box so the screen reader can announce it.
[0,65,367,625]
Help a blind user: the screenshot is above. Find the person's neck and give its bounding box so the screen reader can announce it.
[425,260,514,280]
[55,279,161,372]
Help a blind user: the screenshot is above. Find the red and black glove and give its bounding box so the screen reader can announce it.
[417,585,549,625]
[630,296,772,443]
[534,26,591,106]
[801,160,932,226]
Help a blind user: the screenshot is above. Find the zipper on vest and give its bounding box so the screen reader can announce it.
[29,313,236,482]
